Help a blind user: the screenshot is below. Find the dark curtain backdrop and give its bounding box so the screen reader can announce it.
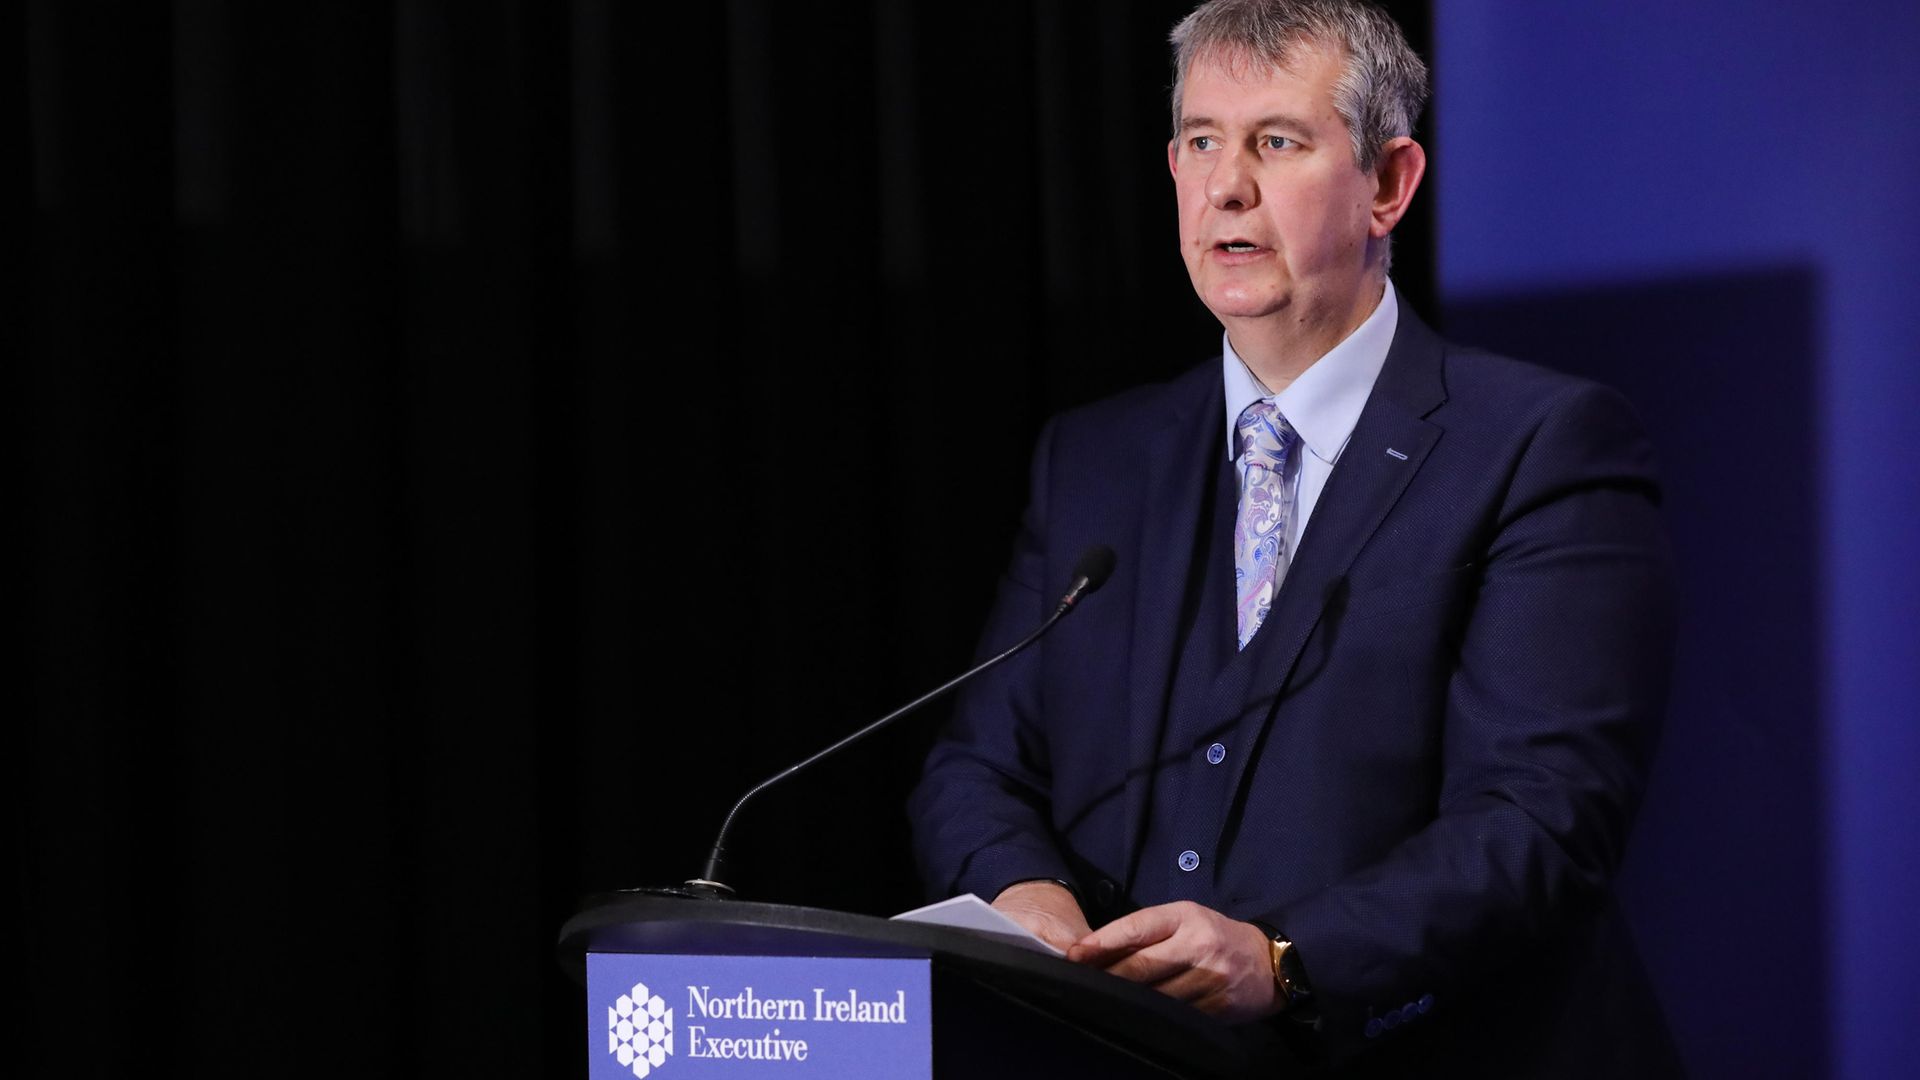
[22,2,1433,1076]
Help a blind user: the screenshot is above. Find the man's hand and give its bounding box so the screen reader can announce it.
[1067,900,1279,1022]
[990,880,1094,953]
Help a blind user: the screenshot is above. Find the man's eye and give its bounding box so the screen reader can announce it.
[1191,135,1217,151]
[1266,135,1294,150]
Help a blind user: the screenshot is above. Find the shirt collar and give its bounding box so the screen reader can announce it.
[1222,277,1399,465]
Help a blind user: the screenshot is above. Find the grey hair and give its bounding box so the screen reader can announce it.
[1169,0,1430,174]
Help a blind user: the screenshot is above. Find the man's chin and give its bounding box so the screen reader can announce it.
[1202,294,1290,325]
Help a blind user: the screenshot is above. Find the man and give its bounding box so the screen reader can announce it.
[909,1,1680,1074]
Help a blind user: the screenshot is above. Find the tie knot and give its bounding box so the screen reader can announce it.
[1236,400,1297,467]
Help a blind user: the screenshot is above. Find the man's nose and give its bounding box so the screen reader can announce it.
[1206,147,1259,210]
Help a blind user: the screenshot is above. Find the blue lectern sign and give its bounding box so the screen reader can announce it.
[588,953,931,1079]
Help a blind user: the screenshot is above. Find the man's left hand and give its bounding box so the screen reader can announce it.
[1066,900,1280,1022]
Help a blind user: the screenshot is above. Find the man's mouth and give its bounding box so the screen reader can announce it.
[1217,240,1261,253]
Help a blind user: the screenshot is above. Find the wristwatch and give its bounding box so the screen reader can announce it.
[1249,921,1315,1014]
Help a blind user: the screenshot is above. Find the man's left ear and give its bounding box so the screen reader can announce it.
[1369,137,1426,239]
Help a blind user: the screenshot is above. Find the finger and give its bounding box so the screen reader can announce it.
[1150,965,1226,1005]
[1152,960,1213,999]
[1185,985,1236,1018]
[1068,903,1184,964]
[1098,939,1195,986]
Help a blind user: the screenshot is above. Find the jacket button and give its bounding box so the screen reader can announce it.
[1417,993,1434,1014]
[1177,850,1200,872]
[1095,879,1116,906]
[1206,742,1226,764]
[1364,1018,1384,1039]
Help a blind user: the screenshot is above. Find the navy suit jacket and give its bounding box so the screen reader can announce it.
[909,297,1682,1076]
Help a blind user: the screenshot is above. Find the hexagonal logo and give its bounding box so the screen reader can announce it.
[607,979,675,1078]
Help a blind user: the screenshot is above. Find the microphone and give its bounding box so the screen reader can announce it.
[680,544,1118,898]
[1059,544,1116,611]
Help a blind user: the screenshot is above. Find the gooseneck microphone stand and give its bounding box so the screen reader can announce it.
[646,545,1116,901]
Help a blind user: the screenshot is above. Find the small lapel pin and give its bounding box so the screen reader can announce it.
[1385,448,1409,461]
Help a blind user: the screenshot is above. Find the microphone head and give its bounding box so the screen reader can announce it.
[1071,545,1117,594]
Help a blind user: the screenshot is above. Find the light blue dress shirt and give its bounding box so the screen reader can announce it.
[1221,277,1399,581]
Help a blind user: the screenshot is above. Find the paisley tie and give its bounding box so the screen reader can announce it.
[1233,401,1298,650]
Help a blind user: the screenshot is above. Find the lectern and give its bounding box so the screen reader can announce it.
[558,894,1267,1079]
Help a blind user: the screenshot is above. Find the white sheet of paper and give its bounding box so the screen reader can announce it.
[890,893,1065,957]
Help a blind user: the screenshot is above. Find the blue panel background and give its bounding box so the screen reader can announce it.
[1431,5,1920,1077]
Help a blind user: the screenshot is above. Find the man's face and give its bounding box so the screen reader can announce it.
[1169,45,1381,333]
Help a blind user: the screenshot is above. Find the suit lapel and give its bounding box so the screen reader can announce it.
[1120,364,1220,888]
[1213,300,1451,813]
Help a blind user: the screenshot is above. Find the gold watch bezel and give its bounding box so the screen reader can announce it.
[1267,934,1296,1010]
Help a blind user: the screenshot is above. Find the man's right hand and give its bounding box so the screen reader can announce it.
[991,880,1093,952]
